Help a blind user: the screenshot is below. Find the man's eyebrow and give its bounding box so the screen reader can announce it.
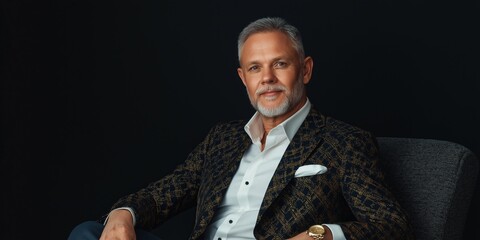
[244,56,288,66]
[245,60,260,65]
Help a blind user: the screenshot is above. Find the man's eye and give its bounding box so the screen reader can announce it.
[275,62,287,68]
[248,66,259,71]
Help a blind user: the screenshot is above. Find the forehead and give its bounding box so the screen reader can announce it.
[240,31,297,64]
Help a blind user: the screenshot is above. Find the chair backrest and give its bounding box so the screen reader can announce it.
[377,137,479,240]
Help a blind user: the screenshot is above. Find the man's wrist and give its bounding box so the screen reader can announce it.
[104,207,137,226]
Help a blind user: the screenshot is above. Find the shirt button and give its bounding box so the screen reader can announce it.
[229,219,233,224]
[245,181,249,185]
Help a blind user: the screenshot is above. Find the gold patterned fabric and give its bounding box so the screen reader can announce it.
[107,107,414,240]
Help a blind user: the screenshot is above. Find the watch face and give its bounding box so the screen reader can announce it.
[309,225,325,235]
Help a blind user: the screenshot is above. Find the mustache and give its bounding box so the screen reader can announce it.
[255,85,287,95]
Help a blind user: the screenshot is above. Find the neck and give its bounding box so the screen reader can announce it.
[260,131,267,151]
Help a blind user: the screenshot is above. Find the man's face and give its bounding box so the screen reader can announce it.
[237,31,311,118]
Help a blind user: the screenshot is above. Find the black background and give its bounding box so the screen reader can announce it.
[2,0,479,239]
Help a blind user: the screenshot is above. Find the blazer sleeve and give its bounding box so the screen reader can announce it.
[338,130,414,240]
[105,125,217,230]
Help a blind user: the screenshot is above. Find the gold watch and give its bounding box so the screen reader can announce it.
[307,224,325,240]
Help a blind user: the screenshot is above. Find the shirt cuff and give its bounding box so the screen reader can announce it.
[323,224,346,240]
[103,207,137,226]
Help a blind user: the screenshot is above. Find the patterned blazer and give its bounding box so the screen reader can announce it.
[109,107,414,240]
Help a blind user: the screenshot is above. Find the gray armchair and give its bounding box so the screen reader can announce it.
[377,137,479,240]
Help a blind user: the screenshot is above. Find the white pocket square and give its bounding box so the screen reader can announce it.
[294,164,328,177]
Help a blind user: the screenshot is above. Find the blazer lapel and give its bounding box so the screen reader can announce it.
[208,135,251,206]
[192,130,251,239]
[257,109,326,222]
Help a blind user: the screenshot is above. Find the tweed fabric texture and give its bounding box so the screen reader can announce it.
[107,108,413,239]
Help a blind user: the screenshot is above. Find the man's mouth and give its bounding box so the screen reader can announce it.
[261,90,281,96]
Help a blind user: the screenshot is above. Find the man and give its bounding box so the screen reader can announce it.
[69,17,413,240]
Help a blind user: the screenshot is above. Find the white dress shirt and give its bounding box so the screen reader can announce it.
[204,99,346,240]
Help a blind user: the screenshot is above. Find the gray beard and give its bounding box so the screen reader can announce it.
[249,76,305,118]
[256,95,290,117]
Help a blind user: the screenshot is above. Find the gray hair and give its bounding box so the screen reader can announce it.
[237,17,305,63]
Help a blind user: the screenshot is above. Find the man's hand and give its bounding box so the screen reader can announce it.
[287,225,333,240]
[100,209,136,240]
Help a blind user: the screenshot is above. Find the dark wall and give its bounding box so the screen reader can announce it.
[2,0,479,239]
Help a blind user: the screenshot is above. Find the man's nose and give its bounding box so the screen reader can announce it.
[261,68,277,84]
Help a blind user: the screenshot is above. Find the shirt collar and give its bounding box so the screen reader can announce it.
[244,98,311,144]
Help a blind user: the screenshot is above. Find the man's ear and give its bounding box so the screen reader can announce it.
[302,56,314,84]
[237,67,247,86]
